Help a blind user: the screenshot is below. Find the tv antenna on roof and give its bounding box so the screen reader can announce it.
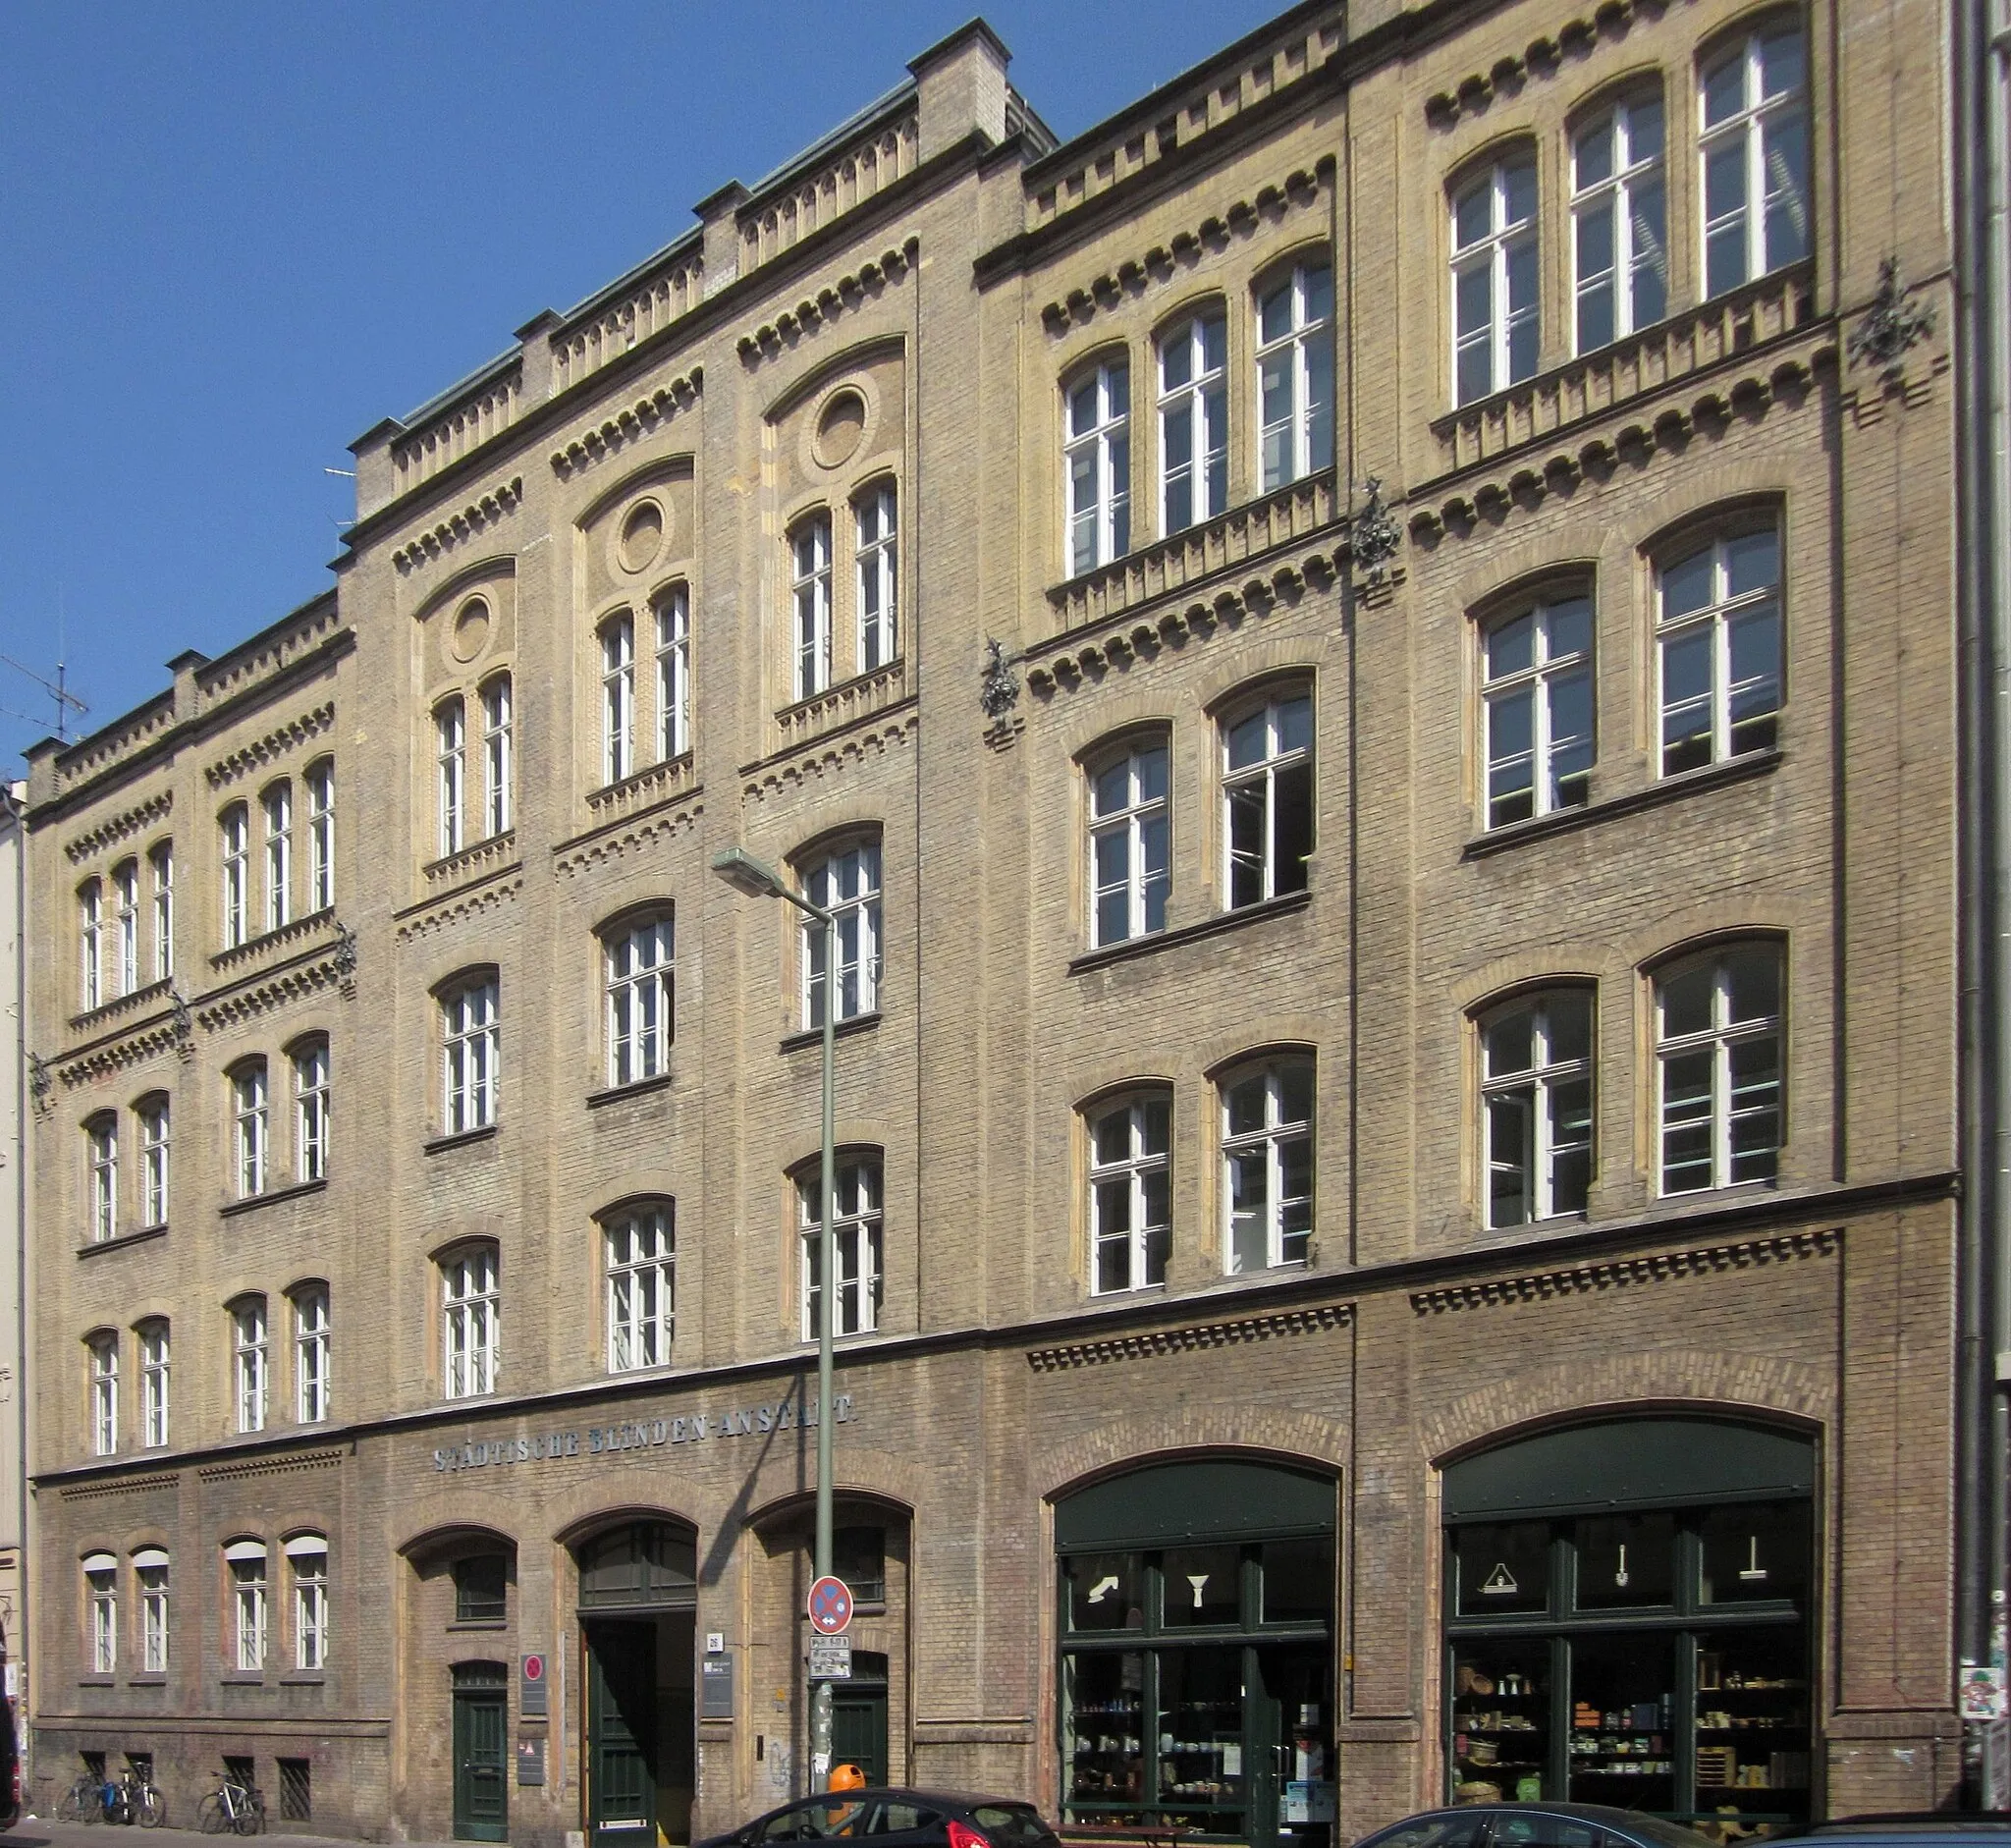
[0,651,88,742]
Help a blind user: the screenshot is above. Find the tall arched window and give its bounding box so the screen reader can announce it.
[293,1283,330,1424]
[1087,736,1169,947]
[112,859,139,995]
[287,1534,329,1671]
[1065,357,1130,574]
[1657,520,1782,777]
[854,485,897,672]
[85,1114,118,1243]
[137,1319,170,1448]
[1087,1090,1171,1294]
[148,842,174,982]
[137,1095,169,1228]
[78,877,103,1009]
[262,779,293,932]
[1482,590,1595,829]
[232,1295,269,1434]
[87,1332,119,1456]
[799,1153,883,1339]
[1159,307,1227,532]
[305,758,336,910]
[800,838,883,1028]
[134,1548,170,1673]
[604,1203,675,1373]
[292,1038,330,1182]
[655,587,691,760]
[442,1244,500,1398]
[604,912,674,1087]
[1451,151,1539,404]
[1255,258,1334,490]
[1656,940,1784,1195]
[219,803,249,948]
[435,698,467,857]
[231,1060,269,1198]
[1221,1054,1314,1274]
[84,1552,119,1673]
[1479,988,1595,1227]
[1700,20,1809,298]
[602,612,636,782]
[1572,90,1668,352]
[441,973,500,1134]
[790,515,835,700]
[1221,686,1313,909]
[225,1539,268,1671]
[479,678,513,838]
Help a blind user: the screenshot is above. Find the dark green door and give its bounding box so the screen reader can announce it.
[589,1621,658,1848]
[830,1655,889,1787]
[452,1667,509,1843]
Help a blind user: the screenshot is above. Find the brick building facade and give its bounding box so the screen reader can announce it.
[19,0,1966,1841]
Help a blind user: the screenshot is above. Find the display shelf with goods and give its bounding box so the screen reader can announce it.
[1565,1635,1677,1810]
[1689,1630,1811,1832]
[1064,1651,1147,1815]
[1449,1643,1550,1805]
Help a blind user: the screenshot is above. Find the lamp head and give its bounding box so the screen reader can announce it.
[710,845,791,901]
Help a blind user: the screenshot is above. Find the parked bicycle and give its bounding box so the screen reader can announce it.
[55,1767,102,1823]
[104,1765,165,1827]
[197,1768,264,1835]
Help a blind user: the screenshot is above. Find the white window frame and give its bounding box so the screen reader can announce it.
[228,1544,268,1672]
[1065,359,1131,576]
[1088,741,1170,947]
[799,1157,883,1340]
[138,1320,171,1448]
[1572,93,1668,352]
[1089,1094,1172,1296]
[113,860,138,996]
[136,1551,170,1674]
[801,842,883,1029]
[1699,23,1810,299]
[80,880,103,1010]
[86,1557,118,1674]
[88,1116,118,1243]
[480,678,513,838]
[294,1285,330,1424]
[605,1207,675,1373]
[150,842,174,983]
[1221,1059,1315,1274]
[606,917,674,1088]
[436,699,466,858]
[139,1098,169,1228]
[655,588,690,760]
[791,516,835,701]
[1159,309,1229,533]
[854,486,898,672]
[294,1041,329,1182]
[306,760,335,912]
[603,614,635,783]
[234,1298,268,1434]
[220,805,249,949]
[1480,990,1596,1228]
[89,1334,119,1456]
[233,1062,268,1198]
[1255,262,1334,491]
[262,781,293,933]
[1657,944,1785,1196]
[1451,156,1540,405]
[442,1246,500,1399]
[442,978,499,1134]
[287,1537,329,1672]
[1656,527,1783,778]
[1481,594,1597,829]
[1222,690,1315,909]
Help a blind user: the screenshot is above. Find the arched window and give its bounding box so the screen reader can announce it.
[83,1551,119,1673]
[261,779,293,933]
[148,842,174,982]
[112,858,139,995]
[305,758,336,911]
[84,1113,118,1243]
[286,1534,329,1671]
[799,1152,883,1339]
[1481,590,1595,828]
[854,484,898,672]
[604,1202,675,1373]
[292,1038,329,1182]
[442,1244,500,1398]
[800,837,883,1028]
[1255,258,1334,490]
[602,612,636,782]
[230,1059,269,1198]
[576,1522,698,1611]
[654,587,691,760]
[134,1548,170,1673]
[78,877,103,1009]
[440,973,499,1134]
[1221,1054,1314,1274]
[1159,307,1228,532]
[219,802,249,949]
[604,911,674,1087]
[1656,940,1784,1195]
[137,1094,170,1229]
[1065,357,1130,575]
[1657,520,1782,777]
[86,1332,119,1456]
[1572,89,1668,352]
[1479,988,1595,1227]
[790,514,835,701]
[232,1295,269,1434]
[435,697,467,858]
[1087,1090,1171,1294]
[1700,19,1809,298]
[292,1283,330,1424]
[1221,685,1313,909]
[1087,735,1169,947]
[1451,150,1539,404]
[479,678,513,838]
[136,1319,170,1448]
[224,1538,268,1671]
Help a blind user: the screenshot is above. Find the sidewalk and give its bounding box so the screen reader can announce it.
[6,1820,460,1848]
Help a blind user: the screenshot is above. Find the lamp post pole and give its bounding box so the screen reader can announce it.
[711,848,838,1792]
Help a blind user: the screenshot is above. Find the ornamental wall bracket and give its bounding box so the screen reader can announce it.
[1348,476,1401,588]
[169,989,193,1058]
[1847,257,1934,374]
[26,1054,51,1116]
[979,637,1021,720]
[332,921,359,998]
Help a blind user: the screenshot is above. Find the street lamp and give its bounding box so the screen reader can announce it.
[710,845,840,1792]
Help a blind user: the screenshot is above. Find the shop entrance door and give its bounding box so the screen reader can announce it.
[588,1621,658,1848]
[831,1652,890,1786]
[452,1664,509,1843]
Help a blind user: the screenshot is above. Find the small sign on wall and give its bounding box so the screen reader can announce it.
[517,1738,547,1786]
[701,1654,735,1718]
[520,1653,549,1717]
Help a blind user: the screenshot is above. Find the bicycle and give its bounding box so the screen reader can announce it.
[197,1770,264,1836]
[56,1769,103,1823]
[105,1766,166,1828]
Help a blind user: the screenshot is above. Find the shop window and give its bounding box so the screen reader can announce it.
[455,1554,509,1625]
[1441,1417,1815,1829]
[1055,1459,1336,1845]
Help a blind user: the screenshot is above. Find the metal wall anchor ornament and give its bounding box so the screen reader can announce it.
[1349,477,1400,587]
[1847,257,1934,372]
[980,637,1020,718]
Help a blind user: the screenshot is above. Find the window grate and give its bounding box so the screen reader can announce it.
[277,1758,310,1822]
[222,1756,254,1794]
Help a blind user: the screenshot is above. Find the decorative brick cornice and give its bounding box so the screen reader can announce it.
[1040,160,1332,337]
[583,754,697,825]
[548,371,703,481]
[422,832,518,892]
[65,790,172,864]
[193,951,348,1033]
[203,703,335,789]
[394,873,523,945]
[197,1446,346,1483]
[734,240,917,365]
[1423,0,1666,130]
[68,977,174,1039]
[54,1020,182,1089]
[59,1473,180,1501]
[1027,1301,1350,1373]
[390,476,523,573]
[556,790,703,879]
[207,907,338,979]
[741,707,917,801]
[1408,1227,1839,1316]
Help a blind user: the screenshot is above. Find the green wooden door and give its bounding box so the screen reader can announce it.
[830,1687,888,1788]
[452,1672,509,1843]
[589,1622,658,1848]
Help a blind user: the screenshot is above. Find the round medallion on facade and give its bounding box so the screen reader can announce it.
[813,389,869,470]
[448,595,491,665]
[618,499,667,576]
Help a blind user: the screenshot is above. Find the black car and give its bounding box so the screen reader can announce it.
[696,1788,1060,1848]
[1354,1803,1724,1848]
[1771,1818,2011,1845]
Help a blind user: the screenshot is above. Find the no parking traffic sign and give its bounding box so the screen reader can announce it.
[807,1574,853,1635]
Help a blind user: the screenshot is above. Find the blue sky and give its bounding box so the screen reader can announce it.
[0,0,1291,779]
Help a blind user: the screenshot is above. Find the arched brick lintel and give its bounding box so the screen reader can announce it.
[1036,1416,1350,1506]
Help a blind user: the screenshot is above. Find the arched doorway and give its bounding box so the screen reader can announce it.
[575,1521,698,1848]
[1053,1458,1339,1848]
[1440,1416,1817,1831]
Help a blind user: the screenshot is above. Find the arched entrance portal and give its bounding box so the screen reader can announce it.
[576,1522,699,1848]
